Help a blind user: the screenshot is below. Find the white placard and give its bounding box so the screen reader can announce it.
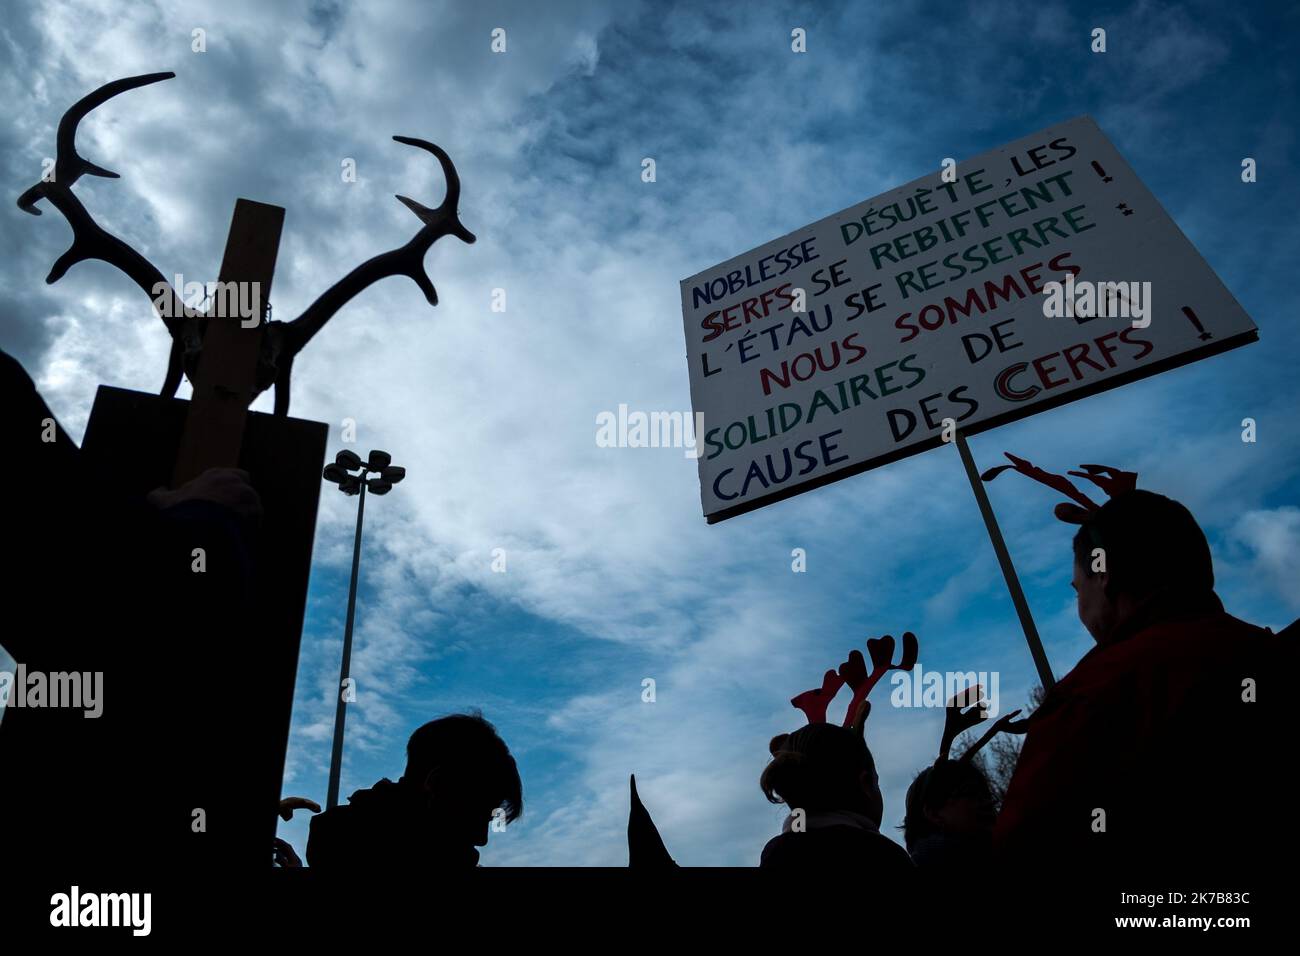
[680,116,1256,523]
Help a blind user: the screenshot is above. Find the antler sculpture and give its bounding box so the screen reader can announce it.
[17,72,475,416]
[266,134,475,415]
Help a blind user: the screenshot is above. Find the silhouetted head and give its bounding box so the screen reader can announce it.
[761,722,883,825]
[401,712,522,852]
[902,759,995,851]
[1071,490,1213,643]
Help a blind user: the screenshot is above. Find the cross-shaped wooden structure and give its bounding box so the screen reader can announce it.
[16,70,473,872]
[80,198,327,872]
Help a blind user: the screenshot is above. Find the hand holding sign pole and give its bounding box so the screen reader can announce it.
[954,432,1055,690]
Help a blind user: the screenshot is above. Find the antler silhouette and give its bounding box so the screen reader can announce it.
[790,669,847,725]
[16,71,194,397]
[837,632,919,729]
[981,453,1137,523]
[791,632,919,729]
[269,136,476,414]
[956,709,1027,763]
[1067,463,1137,499]
[18,74,476,416]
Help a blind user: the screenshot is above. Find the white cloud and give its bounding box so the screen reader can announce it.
[1231,507,1300,612]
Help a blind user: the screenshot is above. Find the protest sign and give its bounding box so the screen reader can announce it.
[681,116,1257,523]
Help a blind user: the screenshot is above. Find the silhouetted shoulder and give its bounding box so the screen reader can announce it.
[760,826,915,873]
[306,781,404,870]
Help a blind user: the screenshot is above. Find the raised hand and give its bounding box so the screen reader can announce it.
[940,684,989,759]
[278,796,322,821]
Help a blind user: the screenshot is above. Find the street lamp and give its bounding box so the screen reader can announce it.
[322,448,407,809]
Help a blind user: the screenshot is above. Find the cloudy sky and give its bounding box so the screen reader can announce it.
[2,0,1297,865]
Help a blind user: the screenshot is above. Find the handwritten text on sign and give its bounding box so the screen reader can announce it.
[680,116,1256,523]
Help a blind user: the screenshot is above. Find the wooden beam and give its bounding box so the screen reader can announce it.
[172,198,285,486]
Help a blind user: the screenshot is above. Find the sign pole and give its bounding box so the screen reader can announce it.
[954,430,1056,692]
[326,477,367,810]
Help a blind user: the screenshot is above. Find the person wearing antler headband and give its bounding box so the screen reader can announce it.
[981,454,1213,646]
[983,453,1286,886]
[901,687,1025,878]
[758,633,918,874]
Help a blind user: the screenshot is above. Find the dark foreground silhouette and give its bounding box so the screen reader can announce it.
[307,714,521,870]
[1,350,1291,909]
[0,347,261,872]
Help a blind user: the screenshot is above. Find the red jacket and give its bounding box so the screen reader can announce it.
[994,589,1284,879]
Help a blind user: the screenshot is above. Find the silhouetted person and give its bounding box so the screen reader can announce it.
[307,712,522,870]
[994,490,1285,882]
[759,720,914,876]
[902,759,996,875]
[901,686,1021,878]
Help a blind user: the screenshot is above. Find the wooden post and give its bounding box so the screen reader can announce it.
[954,431,1056,692]
[173,198,285,486]
[80,198,326,871]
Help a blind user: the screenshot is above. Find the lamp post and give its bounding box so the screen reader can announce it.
[322,448,406,810]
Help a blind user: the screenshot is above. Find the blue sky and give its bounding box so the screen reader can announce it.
[2,0,1297,865]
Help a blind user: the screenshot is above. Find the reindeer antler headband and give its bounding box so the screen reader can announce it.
[788,632,919,737]
[980,453,1137,524]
